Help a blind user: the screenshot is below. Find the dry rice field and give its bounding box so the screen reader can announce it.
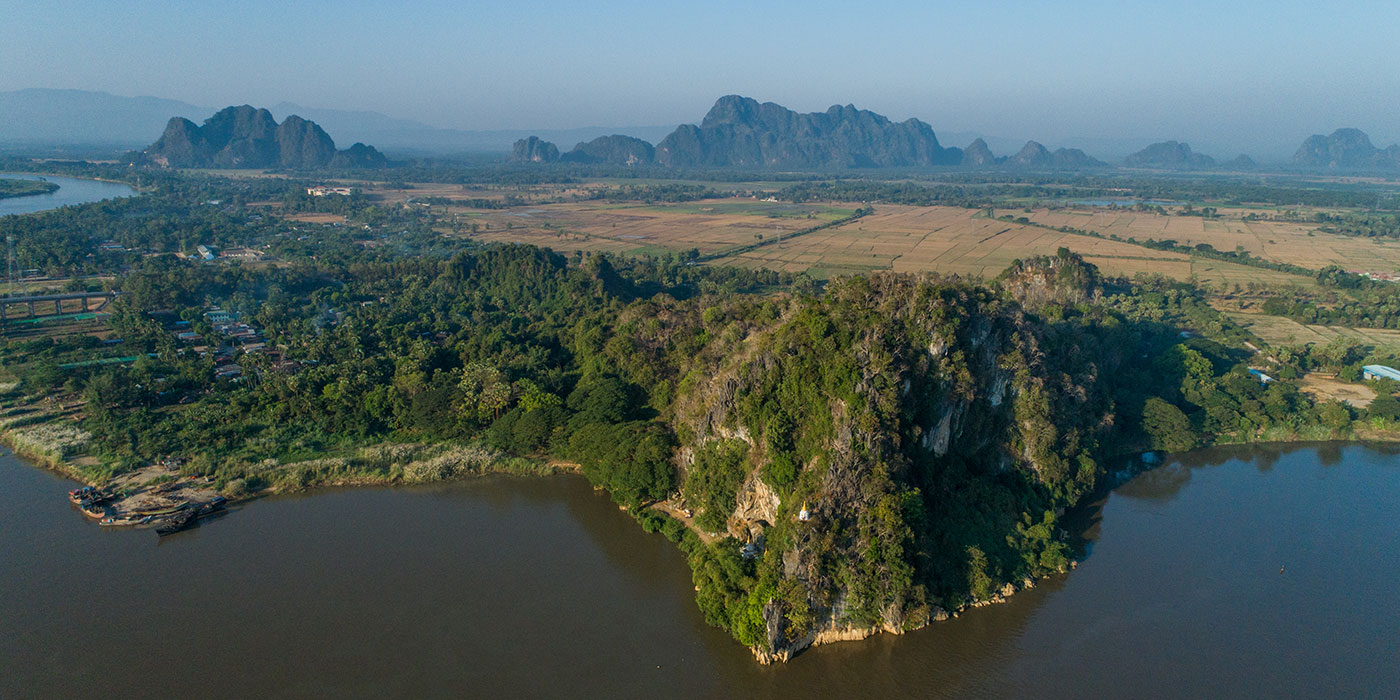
[1224,311,1400,347]
[464,198,1314,284]
[1020,208,1400,274]
[466,200,844,259]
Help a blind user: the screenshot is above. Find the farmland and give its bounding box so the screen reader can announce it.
[458,197,1321,284]
[1017,207,1400,274]
[1224,311,1400,347]
[461,199,850,259]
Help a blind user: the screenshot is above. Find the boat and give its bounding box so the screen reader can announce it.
[81,503,106,519]
[68,486,97,504]
[134,504,186,517]
[155,509,196,536]
[194,496,227,517]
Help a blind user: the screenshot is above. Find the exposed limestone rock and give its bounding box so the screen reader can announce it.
[728,468,780,539]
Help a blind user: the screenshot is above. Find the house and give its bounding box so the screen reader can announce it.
[307,186,352,197]
[1247,368,1274,384]
[195,245,216,260]
[219,247,262,261]
[204,308,237,324]
[1362,365,1400,382]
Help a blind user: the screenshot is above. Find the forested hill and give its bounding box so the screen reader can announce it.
[5,233,1348,662]
[138,105,387,169]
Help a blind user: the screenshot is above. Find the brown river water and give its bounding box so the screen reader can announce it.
[3,443,1398,699]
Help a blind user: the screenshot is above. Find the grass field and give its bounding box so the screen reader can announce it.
[1019,208,1400,274]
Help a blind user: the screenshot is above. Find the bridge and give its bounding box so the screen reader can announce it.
[0,291,119,320]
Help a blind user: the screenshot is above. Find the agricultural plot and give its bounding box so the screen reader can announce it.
[465,199,838,258]
[1224,311,1400,347]
[708,205,1291,283]
[1020,208,1400,274]
[463,198,1319,285]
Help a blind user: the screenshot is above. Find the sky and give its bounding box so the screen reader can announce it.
[5,0,1398,158]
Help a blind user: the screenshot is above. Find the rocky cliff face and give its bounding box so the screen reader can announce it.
[1045,146,1106,169]
[655,95,962,169]
[330,142,388,169]
[275,115,337,169]
[1009,141,1053,167]
[1123,141,1217,169]
[1293,128,1400,170]
[962,138,1104,170]
[141,106,385,169]
[961,138,996,167]
[556,134,653,165]
[997,250,1101,310]
[1223,154,1257,170]
[511,135,560,163]
[672,272,1115,662]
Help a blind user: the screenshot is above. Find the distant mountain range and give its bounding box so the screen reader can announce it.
[0,88,674,155]
[10,88,1400,172]
[1114,130,1400,172]
[139,106,386,169]
[515,96,1114,171]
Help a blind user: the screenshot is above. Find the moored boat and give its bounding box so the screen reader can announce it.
[134,504,186,517]
[68,486,97,504]
[81,503,106,519]
[155,509,196,536]
[195,496,227,516]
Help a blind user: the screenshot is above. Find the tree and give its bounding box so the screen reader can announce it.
[1142,397,1197,452]
[1317,400,1352,430]
[1368,393,1400,422]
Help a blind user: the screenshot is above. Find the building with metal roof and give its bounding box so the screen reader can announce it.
[1362,365,1400,382]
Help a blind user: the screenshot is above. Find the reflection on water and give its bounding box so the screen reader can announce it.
[3,443,1398,699]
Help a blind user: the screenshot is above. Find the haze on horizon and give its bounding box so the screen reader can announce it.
[6,0,1398,159]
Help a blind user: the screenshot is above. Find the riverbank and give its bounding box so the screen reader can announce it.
[10,371,1400,665]
[0,171,137,217]
[0,168,137,189]
[0,392,570,509]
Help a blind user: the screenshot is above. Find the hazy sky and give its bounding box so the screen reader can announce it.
[6,0,1398,157]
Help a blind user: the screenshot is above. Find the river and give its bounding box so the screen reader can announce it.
[0,172,135,217]
[2,443,1397,699]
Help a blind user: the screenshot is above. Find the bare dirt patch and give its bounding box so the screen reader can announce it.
[284,212,347,224]
[1298,373,1377,408]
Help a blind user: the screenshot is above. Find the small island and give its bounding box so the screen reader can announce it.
[0,178,59,200]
